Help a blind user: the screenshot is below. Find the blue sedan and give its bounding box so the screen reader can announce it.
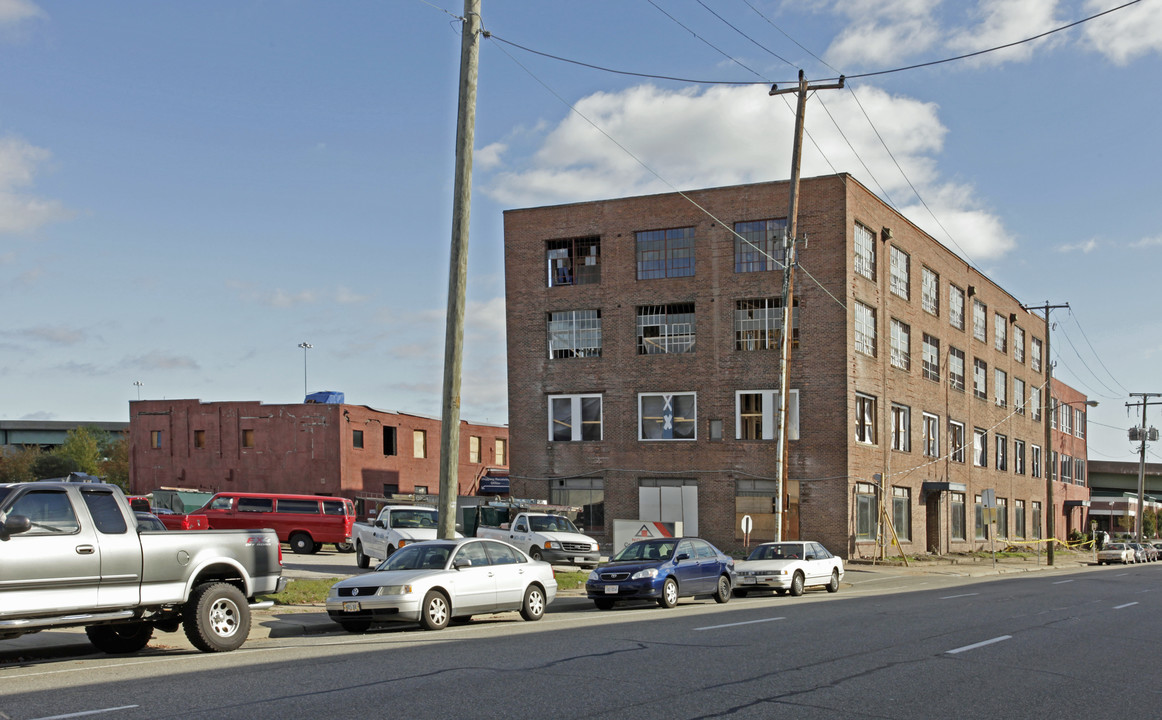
[586,537,735,609]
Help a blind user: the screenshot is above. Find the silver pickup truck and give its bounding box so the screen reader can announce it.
[0,481,286,654]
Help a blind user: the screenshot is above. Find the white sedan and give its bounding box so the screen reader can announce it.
[1096,542,1135,565]
[733,541,844,597]
[326,537,557,631]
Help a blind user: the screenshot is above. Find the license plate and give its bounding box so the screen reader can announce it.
[574,557,586,564]
[343,601,361,612]
[604,585,619,594]
[742,577,756,585]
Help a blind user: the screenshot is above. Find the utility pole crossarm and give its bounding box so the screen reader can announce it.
[1127,393,1162,544]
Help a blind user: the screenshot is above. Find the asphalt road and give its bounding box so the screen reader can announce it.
[2,562,1158,719]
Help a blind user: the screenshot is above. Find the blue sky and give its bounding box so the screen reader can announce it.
[2,0,1160,464]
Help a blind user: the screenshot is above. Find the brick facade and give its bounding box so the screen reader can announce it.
[504,174,1085,558]
[128,399,508,511]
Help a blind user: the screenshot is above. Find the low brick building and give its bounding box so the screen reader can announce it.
[503,173,1086,558]
[128,399,508,510]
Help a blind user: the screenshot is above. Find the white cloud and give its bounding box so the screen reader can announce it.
[1082,0,1162,65]
[821,0,942,68]
[945,0,1065,66]
[0,136,70,235]
[484,82,1015,261]
[1057,238,1098,253]
[475,142,506,171]
[335,286,369,304]
[18,325,86,345]
[0,0,43,27]
[1131,235,1162,249]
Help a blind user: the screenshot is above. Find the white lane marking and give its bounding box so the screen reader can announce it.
[695,617,785,631]
[30,706,138,720]
[946,635,1012,655]
[1114,602,1139,610]
[845,575,908,584]
[940,593,980,600]
[1052,580,1074,585]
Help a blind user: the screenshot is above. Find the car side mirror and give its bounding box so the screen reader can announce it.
[805,555,816,561]
[2,514,31,538]
[453,558,471,570]
[675,552,691,562]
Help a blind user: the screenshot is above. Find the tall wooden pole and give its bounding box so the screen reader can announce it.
[437,0,481,539]
[1023,301,1068,565]
[769,71,843,542]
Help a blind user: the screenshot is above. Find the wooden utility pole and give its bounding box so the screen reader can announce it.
[1022,301,1068,565]
[769,71,843,542]
[437,0,481,539]
[1126,393,1162,543]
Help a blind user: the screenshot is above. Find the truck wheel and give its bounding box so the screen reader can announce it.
[520,584,546,621]
[183,582,251,652]
[419,590,450,631]
[85,623,154,654]
[529,547,543,561]
[290,532,314,554]
[355,543,371,569]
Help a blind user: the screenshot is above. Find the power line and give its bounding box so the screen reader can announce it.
[1068,307,1130,395]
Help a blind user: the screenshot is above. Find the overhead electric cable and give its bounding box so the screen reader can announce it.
[1068,308,1130,395]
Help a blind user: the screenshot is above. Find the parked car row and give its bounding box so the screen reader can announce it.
[325,535,847,633]
[1096,541,1162,564]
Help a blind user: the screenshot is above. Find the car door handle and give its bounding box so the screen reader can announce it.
[76,545,96,555]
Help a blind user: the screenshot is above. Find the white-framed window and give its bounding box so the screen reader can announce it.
[549,394,603,442]
[951,492,966,541]
[890,245,910,299]
[1032,501,1042,539]
[1014,326,1025,363]
[949,347,966,391]
[1031,444,1042,478]
[891,403,911,452]
[996,433,1008,471]
[994,313,1007,353]
[1031,386,1042,421]
[1060,453,1073,483]
[973,427,988,467]
[1015,499,1026,538]
[856,482,877,541]
[855,301,876,357]
[949,420,966,463]
[921,267,939,315]
[1051,399,1058,429]
[1014,439,1026,475]
[922,334,940,381]
[892,486,911,541]
[973,300,987,343]
[736,390,800,441]
[996,497,1008,538]
[548,309,602,359]
[973,358,988,400]
[854,223,876,280]
[856,393,877,444]
[1076,458,1086,485]
[734,218,786,273]
[950,284,965,330]
[1031,337,1043,372]
[1076,408,1085,438]
[995,368,1007,407]
[1014,377,1026,414]
[890,318,910,370]
[735,298,798,350]
[922,412,939,457]
[1060,402,1072,434]
[637,304,695,355]
[639,392,696,441]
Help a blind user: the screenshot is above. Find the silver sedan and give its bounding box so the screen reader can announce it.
[326,537,557,632]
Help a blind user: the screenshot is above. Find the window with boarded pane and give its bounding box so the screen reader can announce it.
[549,394,603,442]
[856,483,877,541]
[890,245,910,299]
[994,313,1007,353]
[734,219,786,273]
[639,393,696,441]
[890,319,910,370]
[922,267,939,315]
[973,300,987,342]
[950,284,965,330]
[1014,325,1025,362]
[951,492,966,540]
[856,393,877,444]
[892,487,911,541]
[546,236,600,287]
[922,334,939,381]
[636,227,695,279]
[973,358,987,399]
[548,309,602,358]
[923,412,939,457]
[637,303,695,354]
[949,421,966,463]
[735,298,798,350]
[949,347,966,391]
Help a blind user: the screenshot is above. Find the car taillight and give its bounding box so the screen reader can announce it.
[278,545,283,566]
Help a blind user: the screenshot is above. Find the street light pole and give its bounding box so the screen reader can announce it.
[133,381,143,400]
[298,342,312,398]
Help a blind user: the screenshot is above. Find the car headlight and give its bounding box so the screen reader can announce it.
[380,585,413,595]
[631,568,658,580]
[587,570,599,581]
[544,541,557,549]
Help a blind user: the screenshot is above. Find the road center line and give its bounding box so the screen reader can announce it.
[940,593,980,600]
[946,635,1012,654]
[30,706,139,720]
[695,617,785,631]
[1114,602,1139,610]
[1052,579,1074,585]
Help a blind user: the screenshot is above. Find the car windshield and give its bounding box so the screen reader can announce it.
[377,543,453,571]
[747,543,804,561]
[389,509,438,529]
[0,488,10,508]
[1106,544,1125,550]
[612,540,675,562]
[527,515,579,533]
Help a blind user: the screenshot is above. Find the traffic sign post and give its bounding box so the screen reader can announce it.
[741,514,753,549]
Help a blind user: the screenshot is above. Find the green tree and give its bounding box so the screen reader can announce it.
[0,445,41,483]
[32,453,79,479]
[1144,508,1159,540]
[100,432,130,491]
[55,426,102,476]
